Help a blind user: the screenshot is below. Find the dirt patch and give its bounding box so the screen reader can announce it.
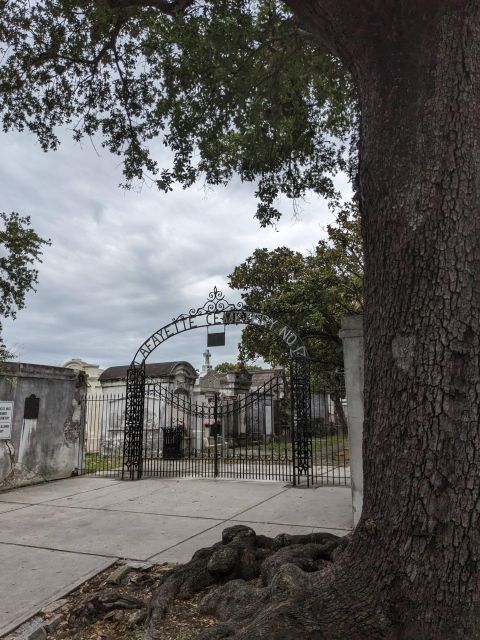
[43,562,217,640]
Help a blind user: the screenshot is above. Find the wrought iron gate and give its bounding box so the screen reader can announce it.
[77,288,349,484]
[78,374,349,485]
[139,376,292,480]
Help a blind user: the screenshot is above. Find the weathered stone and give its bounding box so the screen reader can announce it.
[106,564,131,585]
[154,562,177,571]
[0,441,14,485]
[125,560,154,571]
[103,610,125,622]
[43,614,63,633]
[128,609,148,625]
[8,617,47,640]
[41,599,68,614]
[26,629,47,640]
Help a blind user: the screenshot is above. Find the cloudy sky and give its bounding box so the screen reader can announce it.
[0,129,351,373]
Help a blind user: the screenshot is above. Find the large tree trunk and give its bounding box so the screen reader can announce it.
[147,3,480,638]
[352,4,480,637]
[305,1,480,637]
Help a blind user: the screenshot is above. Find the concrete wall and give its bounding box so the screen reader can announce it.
[0,363,87,490]
[339,315,364,526]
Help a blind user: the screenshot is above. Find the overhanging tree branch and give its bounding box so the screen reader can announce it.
[89,15,127,73]
[106,0,195,14]
[104,0,355,59]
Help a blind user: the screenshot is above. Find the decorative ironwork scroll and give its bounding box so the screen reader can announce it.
[182,285,245,317]
[290,356,312,483]
[123,362,145,480]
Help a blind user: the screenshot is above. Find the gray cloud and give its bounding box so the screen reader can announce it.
[0,130,352,372]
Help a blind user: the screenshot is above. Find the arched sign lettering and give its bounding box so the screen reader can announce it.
[131,287,307,366]
[124,287,311,482]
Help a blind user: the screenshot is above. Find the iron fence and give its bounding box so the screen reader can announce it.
[77,377,349,485]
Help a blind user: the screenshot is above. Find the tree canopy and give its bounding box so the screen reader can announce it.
[0,0,356,225]
[212,362,265,373]
[0,212,51,360]
[229,201,362,385]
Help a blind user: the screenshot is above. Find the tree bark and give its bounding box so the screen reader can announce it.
[288,1,480,637]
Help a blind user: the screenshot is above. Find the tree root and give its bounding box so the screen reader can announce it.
[194,557,392,640]
[146,525,345,640]
[68,590,145,626]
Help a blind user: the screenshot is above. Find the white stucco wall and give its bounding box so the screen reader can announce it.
[0,363,87,489]
[339,315,364,526]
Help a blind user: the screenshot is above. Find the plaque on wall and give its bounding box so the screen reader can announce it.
[0,401,13,440]
[24,395,40,420]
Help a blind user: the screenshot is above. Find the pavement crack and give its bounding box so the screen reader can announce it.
[145,486,290,560]
[0,540,123,560]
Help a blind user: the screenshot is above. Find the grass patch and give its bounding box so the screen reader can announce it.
[84,452,122,473]
[260,435,350,464]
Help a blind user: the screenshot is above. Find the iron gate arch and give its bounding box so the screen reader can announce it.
[123,287,312,482]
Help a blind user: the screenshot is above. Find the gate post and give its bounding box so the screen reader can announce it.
[339,314,364,525]
[123,362,146,480]
[291,357,312,485]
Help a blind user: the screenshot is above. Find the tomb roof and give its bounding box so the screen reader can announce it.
[99,361,197,382]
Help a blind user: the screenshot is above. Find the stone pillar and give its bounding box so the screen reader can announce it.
[339,315,364,526]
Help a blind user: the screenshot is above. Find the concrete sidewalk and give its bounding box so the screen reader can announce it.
[0,476,352,636]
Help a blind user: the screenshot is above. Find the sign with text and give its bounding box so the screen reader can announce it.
[0,401,13,440]
[133,309,307,366]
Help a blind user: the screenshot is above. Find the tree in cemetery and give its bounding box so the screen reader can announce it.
[229,201,362,383]
[0,1,478,638]
[229,201,361,429]
[213,362,265,373]
[0,212,50,362]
